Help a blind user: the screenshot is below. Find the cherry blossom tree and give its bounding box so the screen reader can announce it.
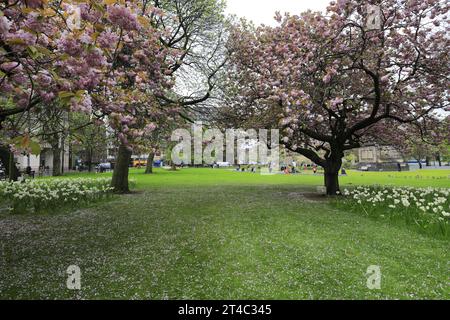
[0,0,109,178]
[104,0,227,192]
[76,2,179,192]
[0,1,177,187]
[0,0,108,127]
[224,0,449,195]
[1,0,227,190]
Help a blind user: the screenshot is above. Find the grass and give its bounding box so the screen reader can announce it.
[63,167,450,188]
[0,168,449,299]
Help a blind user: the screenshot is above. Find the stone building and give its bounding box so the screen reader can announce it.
[357,145,409,171]
[15,142,70,176]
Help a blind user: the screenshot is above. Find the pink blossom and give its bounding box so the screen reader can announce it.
[107,5,139,31]
[57,34,84,56]
[86,48,107,68]
[70,94,92,113]
[330,97,344,108]
[0,62,22,73]
[323,74,332,84]
[80,4,103,23]
[97,31,119,49]
[21,0,43,9]
[6,30,36,46]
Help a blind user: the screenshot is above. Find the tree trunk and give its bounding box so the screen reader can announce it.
[418,159,423,169]
[436,154,442,167]
[87,147,93,173]
[324,169,340,196]
[170,161,177,171]
[68,141,73,171]
[52,146,62,176]
[61,136,65,175]
[145,152,155,174]
[324,157,342,196]
[426,156,431,167]
[0,146,20,181]
[111,144,132,193]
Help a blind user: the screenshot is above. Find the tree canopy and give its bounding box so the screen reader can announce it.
[222,0,449,194]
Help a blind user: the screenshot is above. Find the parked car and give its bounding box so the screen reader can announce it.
[153,160,163,168]
[96,162,112,172]
[216,162,232,167]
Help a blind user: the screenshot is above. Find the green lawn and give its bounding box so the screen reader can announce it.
[65,167,450,188]
[0,168,449,299]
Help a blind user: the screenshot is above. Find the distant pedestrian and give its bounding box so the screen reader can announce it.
[38,165,44,177]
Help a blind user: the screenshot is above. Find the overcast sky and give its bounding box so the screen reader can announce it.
[225,0,331,25]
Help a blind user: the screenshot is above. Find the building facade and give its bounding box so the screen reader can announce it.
[15,143,70,175]
[357,145,409,171]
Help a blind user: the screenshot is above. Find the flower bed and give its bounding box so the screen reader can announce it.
[0,178,114,214]
[337,186,450,239]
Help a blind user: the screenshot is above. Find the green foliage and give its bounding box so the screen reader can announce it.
[343,151,357,168]
[439,142,450,163]
[8,135,41,155]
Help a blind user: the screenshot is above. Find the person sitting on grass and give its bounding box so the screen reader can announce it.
[292,161,297,174]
